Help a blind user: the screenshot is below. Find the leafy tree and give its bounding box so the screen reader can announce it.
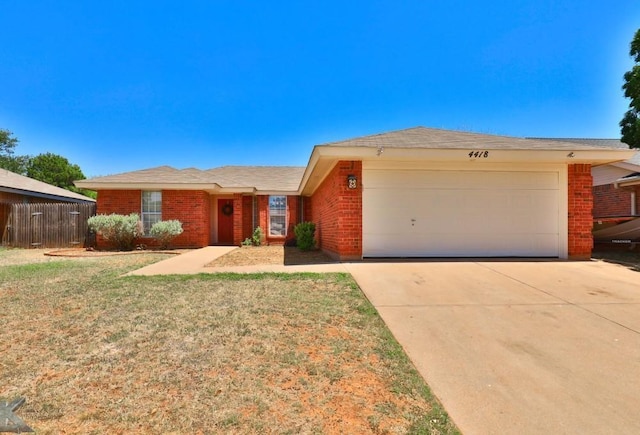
[26,152,90,195]
[0,129,18,155]
[0,129,29,174]
[621,29,640,148]
[0,154,30,174]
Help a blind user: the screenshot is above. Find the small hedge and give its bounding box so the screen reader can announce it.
[294,222,316,251]
[88,213,143,251]
[150,220,184,249]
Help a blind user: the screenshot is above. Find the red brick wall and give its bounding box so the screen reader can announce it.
[593,184,633,218]
[162,190,210,247]
[232,193,244,246]
[97,190,141,215]
[568,164,593,259]
[593,184,640,219]
[96,189,210,248]
[286,196,300,245]
[308,161,362,260]
[242,196,254,242]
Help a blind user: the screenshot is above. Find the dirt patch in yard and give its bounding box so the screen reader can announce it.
[207,245,337,267]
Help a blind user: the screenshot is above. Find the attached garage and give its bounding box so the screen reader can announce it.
[301,127,635,260]
[362,162,567,257]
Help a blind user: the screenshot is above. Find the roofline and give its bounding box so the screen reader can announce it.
[615,176,640,188]
[610,161,640,172]
[0,186,95,203]
[74,181,300,195]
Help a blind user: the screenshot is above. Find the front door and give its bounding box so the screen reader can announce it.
[217,199,234,245]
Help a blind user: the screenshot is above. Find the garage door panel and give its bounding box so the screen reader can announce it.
[363,169,561,257]
[365,170,558,190]
[363,232,559,257]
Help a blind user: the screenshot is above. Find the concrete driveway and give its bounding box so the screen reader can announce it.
[344,260,640,435]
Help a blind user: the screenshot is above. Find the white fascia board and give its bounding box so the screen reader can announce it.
[215,187,257,194]
[616,176,640,188]
[254,190,301,196]
[313,146,636,164]
[297,147,322,193]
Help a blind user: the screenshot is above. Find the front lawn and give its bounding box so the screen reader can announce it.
[0,250,458,434]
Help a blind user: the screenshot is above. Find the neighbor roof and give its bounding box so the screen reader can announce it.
[0,169,95,202]
[320,127,623,151]
[76,165,306,192]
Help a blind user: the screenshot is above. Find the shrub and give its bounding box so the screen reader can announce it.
[150,220,184,249]
[242,227,264,247]
[87,213,143,251]
[294,222,316,251]
[251,226,264,246]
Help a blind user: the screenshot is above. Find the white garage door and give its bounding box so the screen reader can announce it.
[363,168,561,257]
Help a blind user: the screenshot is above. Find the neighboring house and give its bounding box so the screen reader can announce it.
[0,168,95,204]
[536,139,640,225]
[1,168,96,237]
[75,127,634,260]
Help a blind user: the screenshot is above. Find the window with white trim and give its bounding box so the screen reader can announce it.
[269,195,287,237]
[141,191,162,235]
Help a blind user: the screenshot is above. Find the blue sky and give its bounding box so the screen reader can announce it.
[1,1,638,177]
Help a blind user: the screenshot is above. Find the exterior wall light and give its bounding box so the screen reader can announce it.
[347,174,357,189]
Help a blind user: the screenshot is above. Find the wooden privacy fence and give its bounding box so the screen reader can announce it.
[2,203,96,248]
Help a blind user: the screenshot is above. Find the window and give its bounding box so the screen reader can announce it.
[142,191,162,235]
[269,195,287,237]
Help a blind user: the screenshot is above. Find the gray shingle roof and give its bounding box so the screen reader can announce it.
[0,169,95,202]
[78,165,306,191]
[319,126,621,150]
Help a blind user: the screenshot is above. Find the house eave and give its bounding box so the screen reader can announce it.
[299,146,636,196]
[615,176,640,188]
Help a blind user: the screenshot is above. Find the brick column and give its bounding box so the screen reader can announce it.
[232,193,244,246]
[568,164,593,260]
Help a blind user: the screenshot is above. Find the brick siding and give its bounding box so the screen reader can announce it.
[593,183,639,218]
[95,189,210,248]
[307,160,362,260]
[568,164,594,259]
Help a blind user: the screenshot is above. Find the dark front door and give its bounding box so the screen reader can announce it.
[217,199,234,245]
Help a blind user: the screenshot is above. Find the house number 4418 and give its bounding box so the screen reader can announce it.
[468,150,490,158]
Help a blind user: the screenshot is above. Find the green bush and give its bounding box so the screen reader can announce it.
[243,227,264,247]
[150,220,184,249]
[252,226,264,246]
[87,213,143,251]
[294,222,316,251]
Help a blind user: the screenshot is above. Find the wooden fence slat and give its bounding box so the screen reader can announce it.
[1,203,96,248]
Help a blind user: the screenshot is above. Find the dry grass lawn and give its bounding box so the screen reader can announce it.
[0,248,458,434]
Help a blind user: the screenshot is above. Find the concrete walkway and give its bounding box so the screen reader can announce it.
[125,246,349,276]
